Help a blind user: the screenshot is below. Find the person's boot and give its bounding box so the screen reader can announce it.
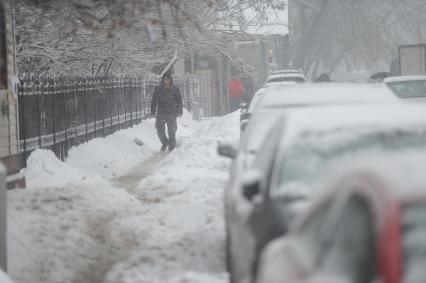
[168,143,176,152]
[161,143,168,152]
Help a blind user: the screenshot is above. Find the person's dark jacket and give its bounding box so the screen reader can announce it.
[151,84,183,117]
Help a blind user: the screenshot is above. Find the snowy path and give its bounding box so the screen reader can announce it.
[7,112,239,283]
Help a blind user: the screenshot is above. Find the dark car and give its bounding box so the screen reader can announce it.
[257,166,426,283]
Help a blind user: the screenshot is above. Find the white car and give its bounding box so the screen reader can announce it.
[384,75,426,101]
[218,83,400,283]
[235,104,426,283]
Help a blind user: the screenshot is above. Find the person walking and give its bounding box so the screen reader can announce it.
[151,73,183,152]
[228,75,245,113]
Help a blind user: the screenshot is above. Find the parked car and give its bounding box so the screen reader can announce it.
[221,103,426,283]
[384,75,426,101]
[257,159,426,283]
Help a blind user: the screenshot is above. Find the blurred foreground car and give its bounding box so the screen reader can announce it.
[257,165,426,283]
[222,104,426,283]
[384,75,426,101]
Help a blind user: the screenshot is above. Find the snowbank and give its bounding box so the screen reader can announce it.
[9,110,240,283]
[25,110,197,188]
[0,271,12,283]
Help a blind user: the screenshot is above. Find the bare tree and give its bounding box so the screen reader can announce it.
[289,0,426,79]
[15,0,286,76]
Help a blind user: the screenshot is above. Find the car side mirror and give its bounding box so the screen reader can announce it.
[242,170,262,201]
[217,142,237,159]
[240,119,249,132]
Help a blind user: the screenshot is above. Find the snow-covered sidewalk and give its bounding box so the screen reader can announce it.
[7,111,239,283]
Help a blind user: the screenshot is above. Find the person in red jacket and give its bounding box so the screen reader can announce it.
[228,75,245,113]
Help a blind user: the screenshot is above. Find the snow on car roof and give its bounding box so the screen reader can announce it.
[282,104,426,199]
[260,83,399,107]
[266,73,306,81]
[384,75,426,83]
[285,104,426,136]
[270,69,303,75]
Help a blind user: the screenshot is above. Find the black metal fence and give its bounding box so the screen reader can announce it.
[18,74,159,167]
[17,72,220,168]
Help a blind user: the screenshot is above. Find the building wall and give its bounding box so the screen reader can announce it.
[0,0,20,179]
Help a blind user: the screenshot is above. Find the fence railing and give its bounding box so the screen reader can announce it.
[17,73,219,168]
[18,74,158,167]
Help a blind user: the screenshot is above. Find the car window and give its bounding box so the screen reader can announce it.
[387,80,426,98]
[320,195,376,283]
[247,93,264,113]
[241,108,284,155]
[274,125,426,197]
[402,203,426,283]
[267,77,305,83]
[252,120,285,191]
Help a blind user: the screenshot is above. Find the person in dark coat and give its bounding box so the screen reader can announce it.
[151,73,183,152]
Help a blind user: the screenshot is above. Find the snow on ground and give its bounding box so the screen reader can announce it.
[7,110,240,283]
[0,270,13,283]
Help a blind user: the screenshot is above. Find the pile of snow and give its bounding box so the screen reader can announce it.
[8,110,240,283]
[0,270,12,283]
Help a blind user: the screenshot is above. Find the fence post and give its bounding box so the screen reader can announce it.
[139,76,142,122]
[101,77,106,138]
[63,79,68,160]
[123,77,127,128]
[0,163,7,272]
[109,78,113,134]
[51,76,57,156]
[84,75,89,142]
[18,78,27,168]
[93,77,97,138]
[130,78,134,127]
[37,75,42,148]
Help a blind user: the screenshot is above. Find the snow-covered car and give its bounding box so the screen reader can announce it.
[221,102,426,283]
[256,158,426,283]
[384,75,426,101]
[221,83,400,167]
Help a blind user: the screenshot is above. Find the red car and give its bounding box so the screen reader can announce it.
[256,170,426,283]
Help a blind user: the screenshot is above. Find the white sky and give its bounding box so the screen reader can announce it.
[246,6,289,36]
[245,0,288,36]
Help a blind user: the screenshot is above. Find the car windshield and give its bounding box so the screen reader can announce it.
[387,80,426,98]
[267,77,305,83]
[402,203,426,283]
[242,107,284,154]
[276,125,426,195]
